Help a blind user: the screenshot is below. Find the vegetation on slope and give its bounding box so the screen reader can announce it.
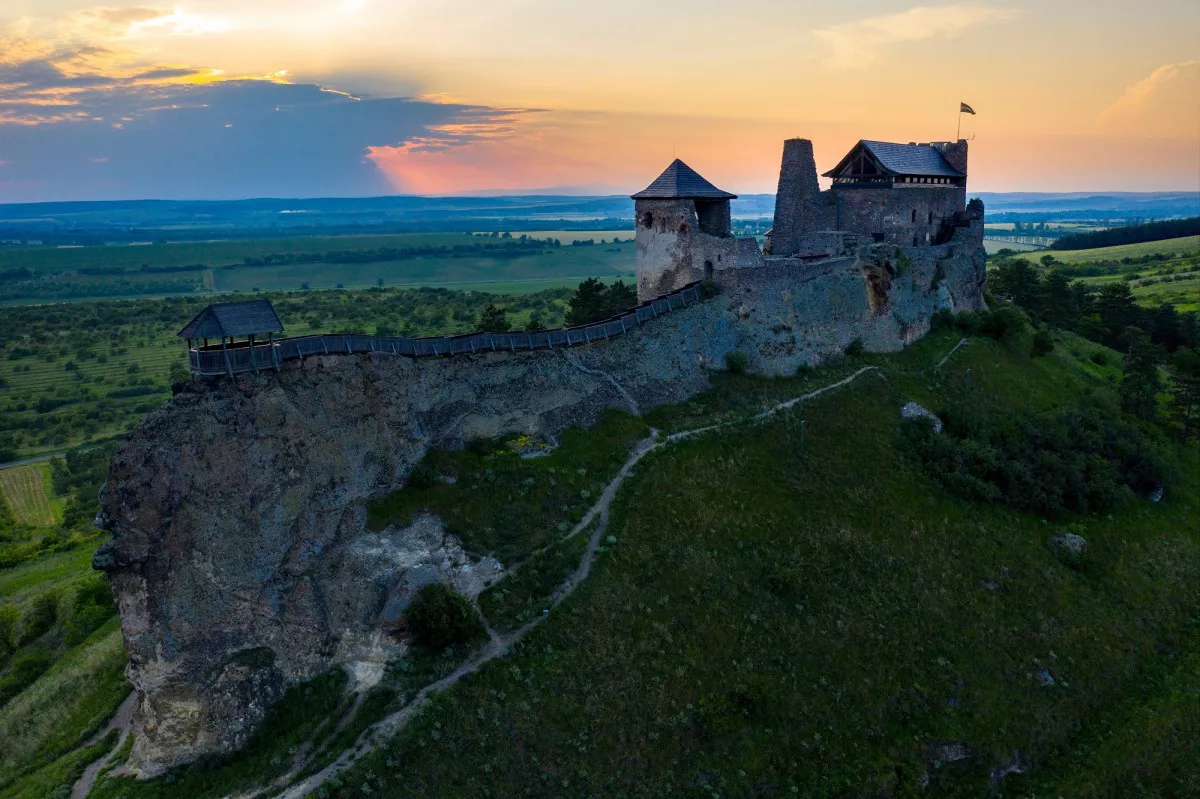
[1050,217,1200,250]
[299,326,1198,798]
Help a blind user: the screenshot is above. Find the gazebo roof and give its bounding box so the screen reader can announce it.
[631,159,737,200]
[178,300,284,339]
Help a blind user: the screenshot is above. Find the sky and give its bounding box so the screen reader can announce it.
[0,0,1197,201]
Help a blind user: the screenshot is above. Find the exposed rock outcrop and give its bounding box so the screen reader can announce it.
[96,241,985,775]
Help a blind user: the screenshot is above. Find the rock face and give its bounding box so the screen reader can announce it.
[96,242,985,775]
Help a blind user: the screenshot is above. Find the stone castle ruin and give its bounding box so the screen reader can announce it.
[97,136,986,776]
[633,137,981,304]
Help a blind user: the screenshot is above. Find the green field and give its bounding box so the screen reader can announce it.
[0,466,57,527]
[0,232,635,304]
[1043,235,1200,264]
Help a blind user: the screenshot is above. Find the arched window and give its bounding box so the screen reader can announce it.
[641,211,653,228]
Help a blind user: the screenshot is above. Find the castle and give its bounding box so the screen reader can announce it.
[633,137,982,302]
[100,136,988,777]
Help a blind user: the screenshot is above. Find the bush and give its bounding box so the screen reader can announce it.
[0,605,18,664]
[62,576,116,646]
[980,305,1030,343]
[724,351,748,374]
[845,337,865,357]
[404,583,484,653]
[18,592,58,646]
[905,405,1172,517]
[698,279,718,299]
[0,648,53,705]
[1030,330,1054,357]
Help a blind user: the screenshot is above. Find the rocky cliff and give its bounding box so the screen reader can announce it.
[96,241,985,775]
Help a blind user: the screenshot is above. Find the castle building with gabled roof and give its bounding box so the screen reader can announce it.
[633,137,983,302]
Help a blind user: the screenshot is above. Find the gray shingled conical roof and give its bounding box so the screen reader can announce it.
[631,159,737,200]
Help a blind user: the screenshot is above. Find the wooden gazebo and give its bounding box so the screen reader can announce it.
[179,300,284,377]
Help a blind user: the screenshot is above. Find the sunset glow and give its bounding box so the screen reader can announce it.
[1,0,1197,200]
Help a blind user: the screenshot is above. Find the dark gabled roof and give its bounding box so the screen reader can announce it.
[822,140,965,179]
[631,159,737,200]
[178,300,284,339]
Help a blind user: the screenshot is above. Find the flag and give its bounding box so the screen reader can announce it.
[960,102,976,115]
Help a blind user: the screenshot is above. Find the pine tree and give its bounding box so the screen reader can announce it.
[476,304,510,333]
[1120,331,1165,422]
[1169,348,1200,442]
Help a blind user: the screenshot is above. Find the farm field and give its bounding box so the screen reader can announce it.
[1042,235,1200,264]
[0,465,57,526]
[0,232,634,304]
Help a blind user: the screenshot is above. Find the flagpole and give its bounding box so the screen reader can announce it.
[956,108,962,141]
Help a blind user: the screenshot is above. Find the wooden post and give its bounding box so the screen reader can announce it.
[269,332,279,370]
[249,334,259,375]
[222,337,232,378]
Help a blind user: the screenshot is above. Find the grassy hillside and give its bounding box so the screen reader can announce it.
[1035,235,1199,265]
[85,324,1200,798]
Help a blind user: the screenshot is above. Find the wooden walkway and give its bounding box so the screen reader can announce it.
[188,284,704,378]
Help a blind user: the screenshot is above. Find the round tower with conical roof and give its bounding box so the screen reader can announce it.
[631,159,739,302]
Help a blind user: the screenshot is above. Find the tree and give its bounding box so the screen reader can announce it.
[476,304,510,333]
[1094,282,1140,347]
[1120,331,1165,422]
[1168,347,1200,442]
[526,311,546,332]
[565,278,610,327]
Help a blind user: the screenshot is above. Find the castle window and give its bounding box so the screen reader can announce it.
[678,221,689,234]
[913,235,920,246]
[928,211,933,224]
[704,260,714,279]
[641,211,653,228]
[911,209,917,223]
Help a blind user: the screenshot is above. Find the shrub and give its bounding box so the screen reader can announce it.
[63,576,116,646]
[698,278,718,299]
[906,405,1172,517]
[0,605,18,664]
[0,648,53,705]
[466,436,496,456]
[18,592,58,646]
[724,351,748,374]
[845,337,865,357]
[1030,330,1054,357]
[980,306,1030,343]
[404,583,484,653]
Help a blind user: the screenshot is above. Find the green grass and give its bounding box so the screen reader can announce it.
[0,729,118,799]
[479,524,591,633]
[0,465,56,526]
[0,618,129,790]
[314,329,1200,797]
[366,409,649,564]
[1043,236,1200,264]
[90,670,351,799]
[0,232,635,304]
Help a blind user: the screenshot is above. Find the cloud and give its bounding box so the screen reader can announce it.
[814,4,1017,68]
[1099,60,1200,121]
[0,68,537,200]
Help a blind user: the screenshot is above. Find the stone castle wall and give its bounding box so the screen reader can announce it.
[826,185,967,246]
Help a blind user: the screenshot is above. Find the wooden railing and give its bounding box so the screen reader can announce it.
[188,283,705,377]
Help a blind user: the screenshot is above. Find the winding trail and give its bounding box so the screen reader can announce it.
[69,691,137,799]
[271,365,895,799]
